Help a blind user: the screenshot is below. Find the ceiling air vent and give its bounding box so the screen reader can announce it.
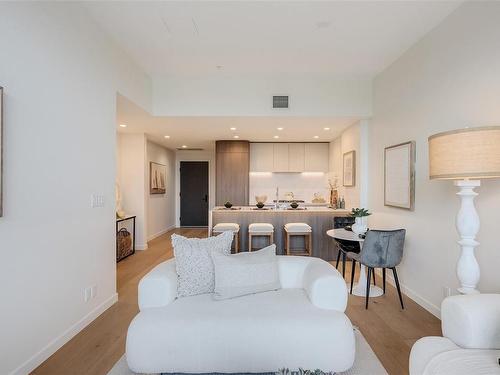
[176,147,204,151]
[273,96,289,109]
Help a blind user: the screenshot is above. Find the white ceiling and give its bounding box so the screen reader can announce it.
[84,1,460,77]
[117,94,358,149]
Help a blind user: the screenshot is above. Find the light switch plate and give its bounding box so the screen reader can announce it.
[90,194,105,208]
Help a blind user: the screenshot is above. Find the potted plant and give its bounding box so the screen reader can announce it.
[350,208,371,235]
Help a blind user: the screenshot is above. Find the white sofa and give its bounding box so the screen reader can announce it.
[410,294,500,375]
[126,256,355,374]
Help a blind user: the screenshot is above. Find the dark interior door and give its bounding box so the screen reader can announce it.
[180,161,209,227]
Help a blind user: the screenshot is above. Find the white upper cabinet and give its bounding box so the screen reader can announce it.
[304,143,329,172]
[273,143,289,172]
[250,143,274,172]
[288,143,305,172]
[250,142,328,172]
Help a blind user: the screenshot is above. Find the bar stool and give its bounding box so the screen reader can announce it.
[213,223,240,253]
[248,223,274,251]
[284,223,312,256]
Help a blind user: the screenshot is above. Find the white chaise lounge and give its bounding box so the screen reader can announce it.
[126,256,356,373]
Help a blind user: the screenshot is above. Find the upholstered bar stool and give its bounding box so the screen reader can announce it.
[284,223,312,256]
[248,223,274,251]
[212,223,240,253]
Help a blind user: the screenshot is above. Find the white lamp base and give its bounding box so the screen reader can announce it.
[454,180,481,295]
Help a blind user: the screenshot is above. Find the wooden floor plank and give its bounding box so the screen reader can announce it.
[32,228,440,375]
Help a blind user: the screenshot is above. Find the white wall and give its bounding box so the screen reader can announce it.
[329,121,364,209]
[0,3,151,374]
[369,1,500,316]
[117,133,148,249]
[146,141,176,239]
[153,75,372,117]
[175,148,216,227]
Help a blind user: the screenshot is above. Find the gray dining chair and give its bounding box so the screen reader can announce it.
[347,229,406,310]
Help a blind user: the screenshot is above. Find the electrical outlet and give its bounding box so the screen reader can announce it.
[90,285,97,299]
[84,287,91,302]
[90,194,105,208]
[443,286,452,298]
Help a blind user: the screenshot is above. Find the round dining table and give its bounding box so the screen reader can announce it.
[326,228,383,298]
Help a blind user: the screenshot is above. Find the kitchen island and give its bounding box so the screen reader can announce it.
[209,206,350,260]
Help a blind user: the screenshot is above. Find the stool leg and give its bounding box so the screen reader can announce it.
[308,233,312,256]
[235,232,239,253]
[269,232,274,247]
[248,233,252,252]
[286,232,290,255]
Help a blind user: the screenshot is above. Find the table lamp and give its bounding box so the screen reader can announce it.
[428,126,500,294]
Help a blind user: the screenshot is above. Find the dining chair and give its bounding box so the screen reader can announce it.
[347,229,406,310]
[332,217,373,283]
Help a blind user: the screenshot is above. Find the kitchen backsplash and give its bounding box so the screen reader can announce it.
[249,172,331,204]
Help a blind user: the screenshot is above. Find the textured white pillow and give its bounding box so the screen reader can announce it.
[211,244,281,300]
[172,231,233,297]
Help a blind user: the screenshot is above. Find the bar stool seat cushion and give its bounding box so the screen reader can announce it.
[249,223,274,233]
[213,223,240,232]
[285,223,312,233]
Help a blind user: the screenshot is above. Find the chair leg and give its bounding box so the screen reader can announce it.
[392,267,404,309]
[350,259,356,295]
[382,268,386,294]
[335,249,341,270]
[372,269,376,286]
[342,251,346,279]
[366,267,372,309]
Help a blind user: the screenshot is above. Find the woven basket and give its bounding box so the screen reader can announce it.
[116,228,132,261]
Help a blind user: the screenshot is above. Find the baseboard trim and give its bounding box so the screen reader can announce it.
[374,269,441,319]
[136,243,148,250]
[9,293,118,375]
[147,225,176,241]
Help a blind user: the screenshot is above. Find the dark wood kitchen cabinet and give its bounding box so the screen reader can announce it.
[216,141,249,206]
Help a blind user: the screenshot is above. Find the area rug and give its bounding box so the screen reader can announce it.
[108,328,387,375]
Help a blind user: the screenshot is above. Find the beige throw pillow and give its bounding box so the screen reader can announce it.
[211,244,281,300]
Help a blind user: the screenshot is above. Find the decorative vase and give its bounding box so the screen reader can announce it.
[352,217,367,235]
[224,201,233,209]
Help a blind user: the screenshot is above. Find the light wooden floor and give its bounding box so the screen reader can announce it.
[33,228,441,375]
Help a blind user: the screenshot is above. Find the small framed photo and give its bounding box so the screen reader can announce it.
[150,162,166,194]
[343,150,356,187]
[384,141,416,210]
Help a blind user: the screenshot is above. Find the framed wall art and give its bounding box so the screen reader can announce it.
[384,141,416,210]
[343,150,356,187]
[150,162,166,194]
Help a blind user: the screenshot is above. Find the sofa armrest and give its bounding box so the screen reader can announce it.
[138,259,178,311]
[302,258,348,311]
[442,294,500,349]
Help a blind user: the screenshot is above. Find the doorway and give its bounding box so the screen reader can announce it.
[180,161,209,227]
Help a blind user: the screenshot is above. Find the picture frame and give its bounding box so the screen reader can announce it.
[0,87,3,217]
[150,162,166,194]
[384,141,416,210]
[343,150,356,187]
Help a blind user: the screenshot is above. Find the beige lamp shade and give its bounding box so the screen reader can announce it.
[428,126,500,180]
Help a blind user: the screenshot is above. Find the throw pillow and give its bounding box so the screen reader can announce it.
[211,244,281,300]
[172,231,233,297]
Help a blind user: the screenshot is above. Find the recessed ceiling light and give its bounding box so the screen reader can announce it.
[277,127,284,131]
[233,135,240,139]
[216,65,223,70]
[313,135,319,139]
[273,135,279,139]
[119,124,127,128]
[230,127,237,131]
[164,135,170,139]
[316,21,331,29]
[181,145,187,148]
[323,127,330,131]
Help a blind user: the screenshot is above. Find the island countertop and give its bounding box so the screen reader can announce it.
[209,206,350,260]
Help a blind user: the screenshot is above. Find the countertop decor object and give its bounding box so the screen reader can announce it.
[255,195,267,204]
[428,126,500,294]
[290,201,299,209]
[224,201,233,209]
[256,202,265,209]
